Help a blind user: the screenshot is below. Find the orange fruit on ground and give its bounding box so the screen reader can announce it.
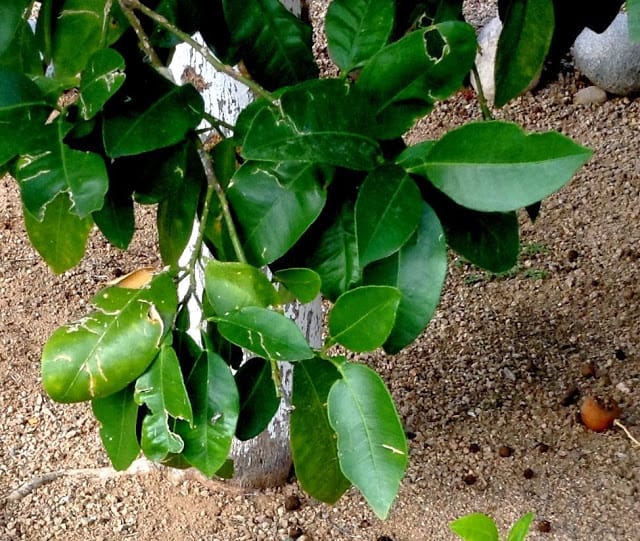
[580,396,622,432]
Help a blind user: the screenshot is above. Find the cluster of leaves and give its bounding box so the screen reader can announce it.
[1,0,595,518]
[450,512,534,541]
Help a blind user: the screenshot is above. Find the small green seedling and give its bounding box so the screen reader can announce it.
[449,512,534,541]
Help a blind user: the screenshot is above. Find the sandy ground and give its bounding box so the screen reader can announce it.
[1,2,640,540]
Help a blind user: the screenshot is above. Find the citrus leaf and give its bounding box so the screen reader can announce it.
[0,0,31,54]
[355,164,422,268]
[223,0,317,89]
[449,513,500,541]
[23,192,92,274]
[103,83,204,158]
[495,0,554,107]
[420,121,592,212]
[41,273,177,403]
[175,350,239,477]
[354,22,476,139]
[309,203,360,302]
[78,48,126,120]
[216,306,314,362]
[273,268,321,304]
[327,286,401,352]
[325,0,395,72]
[291,358,350,504]
[134,345,193,461]
[204,260,279,316]
[92,185,135,250]
[227,161,328,265]
[364,203,447,353]
[239,79,382,171]
[629,0,640,42]
[16,120,109,219]
[234,357,280,441]
[91,384,140,471]
[328,362,407,519]
[0,18,41,74]
[507,512,535,541]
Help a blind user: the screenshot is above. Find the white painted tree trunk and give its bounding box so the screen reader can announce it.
[169,0,320,488]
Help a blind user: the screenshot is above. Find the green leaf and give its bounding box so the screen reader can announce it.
[227,161,328,265]
[494,0,554,107]
[273,268,321,304]
[629,0,640,42]
[420,121,592,212]
[223,0,318,89]
[0,0,30,54]
[41,272,177,402]
[354,22,476,139]
[23,192,93,274]
[325,0,395,72]
[0,68,49,167]
[157,146,203,266]
[395,139,435,173]
[309,203,360,302]
[78,48,126,120]
[327,362,407,519]
[355,164,422,268]
[175,350,239,477]
[364,203,447,353]
[291,358,350,504]
[327,286,401,352]
[449,513,500,541]
[91,384,140,471]
[0,19,41,74]
[216,306,314,362]
[16,121,109,219]
[51,0,125,78]
[103,84,204,158]
[204,260,279,316]
[239,79,382,171]
[134,345,193,461]
[507,512,535,541]
[234,357,280,441]
[92,186,135,250]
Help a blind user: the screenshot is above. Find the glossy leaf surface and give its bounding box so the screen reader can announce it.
[205,261,278,316]
[23,192,93,274]
[176,350,239,477]
[216,306,314,362]
[495,0,554,107]
[355,164,422,268]
[328,362,407,519]
[134,345,193,461]
[364,203,447,353]
[41,273,177,402]
[325,0,395,72]
[420,121,592,212]
[507,512,535,541]
[228,161,327,265]
[274,268,321,304]
[0,0,31,54]
[91,385,140,471]
[327,286,401,352]
[78,48,126,120]
[291,358,350,504]
[234,357,280,441]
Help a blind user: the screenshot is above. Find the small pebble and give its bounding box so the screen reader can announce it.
[574,85,607,105]
[615,348,627,360]
[561,385,580,407]
[567,248,580,262]
[377,536,394,541]
[580,363,597,378]
[288,525,304,539]
[523,468,535,479]
[537,443,550,453]
[537,520,552,533]
[498,445,513,458]
[463,474,477,485]
[284,495,301,512]
[468,443,481,453]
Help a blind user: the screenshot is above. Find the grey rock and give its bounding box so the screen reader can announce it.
[574,85,608,105]
[572,13,640,96]
[471,16,540,105]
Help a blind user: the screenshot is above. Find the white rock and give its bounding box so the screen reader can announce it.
[572,13,640,95]
[574,85,608,105]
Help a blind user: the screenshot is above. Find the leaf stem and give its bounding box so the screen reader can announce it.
[202,111,235,134]
[127,0,275,102]
[196,142,247,264]
[118,0,164,70]
[270,359,283,399]
[471,64,493,121]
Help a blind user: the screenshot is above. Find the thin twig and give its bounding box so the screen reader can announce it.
[127,0,274,101]
[118,0,163,69]
[614,419,640,447]
[471,64,493,121]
